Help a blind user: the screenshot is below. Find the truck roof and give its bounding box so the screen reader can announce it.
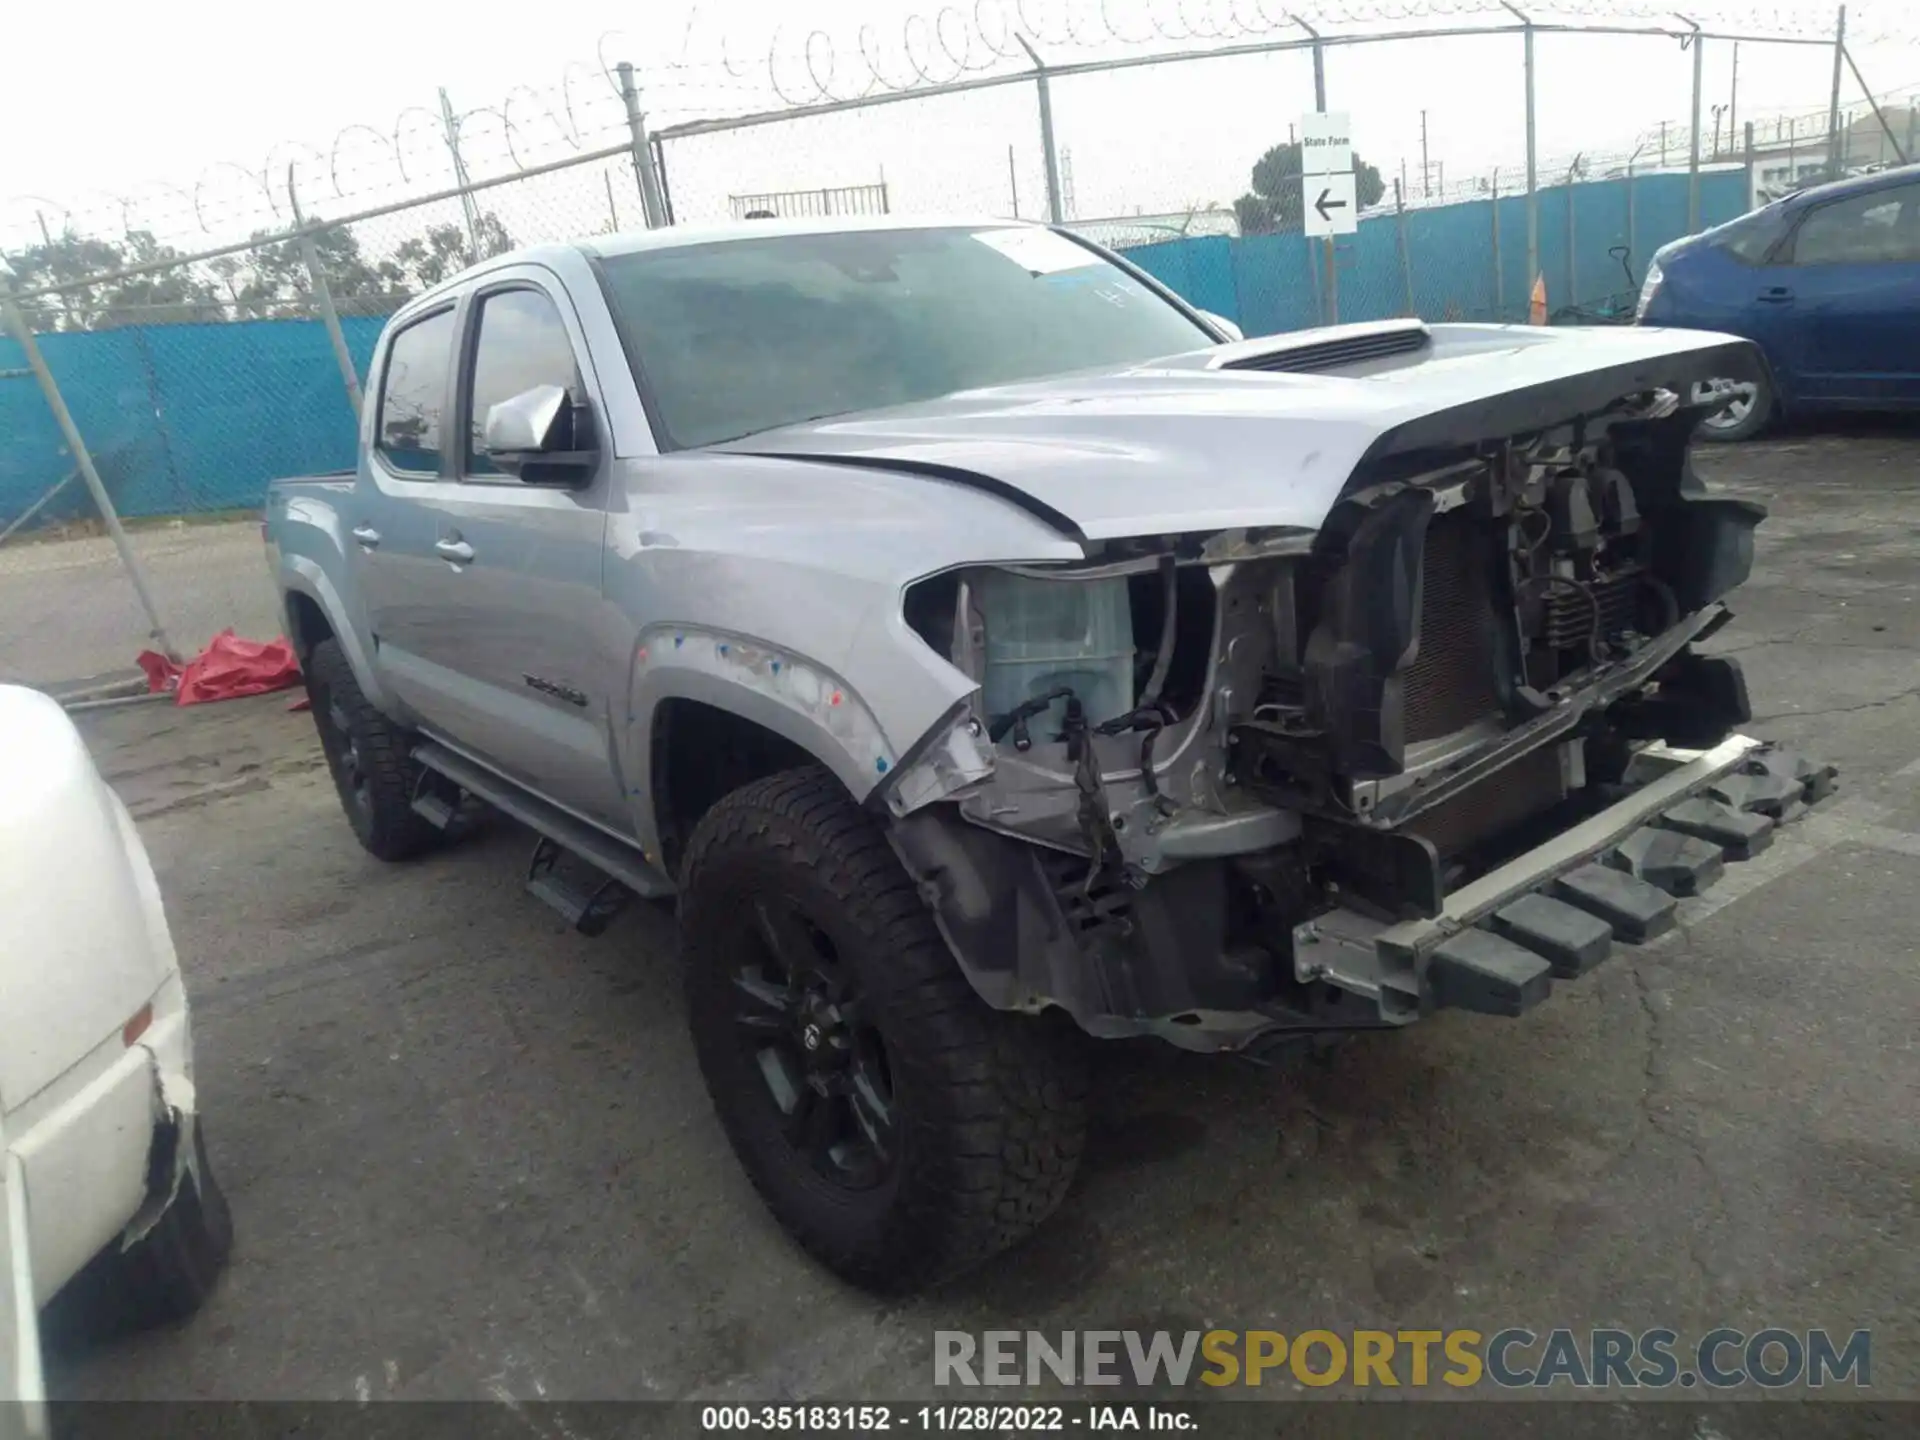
[576,212,1040,259]
[394,214,1049,316]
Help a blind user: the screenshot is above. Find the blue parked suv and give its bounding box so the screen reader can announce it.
[1636,165,1920,441]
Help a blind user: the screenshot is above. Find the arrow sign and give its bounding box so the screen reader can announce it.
[1303,169,1357,237]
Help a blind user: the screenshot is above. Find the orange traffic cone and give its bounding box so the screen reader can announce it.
[1528,274,1548,325]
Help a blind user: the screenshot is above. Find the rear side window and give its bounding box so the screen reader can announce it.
[1790,184,1920,265]
[375,309,456,473]
[465,288,581,475]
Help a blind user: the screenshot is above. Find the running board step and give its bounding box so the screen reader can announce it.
[527,836,632,936]
[410,741,675,917]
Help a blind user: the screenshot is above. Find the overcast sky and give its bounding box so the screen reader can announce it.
[4,1,1918,251]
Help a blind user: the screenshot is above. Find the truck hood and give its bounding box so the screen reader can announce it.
[724,322,1758,542]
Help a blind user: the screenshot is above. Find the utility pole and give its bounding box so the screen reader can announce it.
[1523,17,1538,301]
[1827,6,1848,178]
[1686,19,1704,232]
[1421,110,1431,198]
[438,87,484,260]
[1730,42,1740,155]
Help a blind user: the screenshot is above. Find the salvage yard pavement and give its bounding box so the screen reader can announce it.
[44,426,1920,1408]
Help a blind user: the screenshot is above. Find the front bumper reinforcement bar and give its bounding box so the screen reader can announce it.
[1294,736,1837,1022]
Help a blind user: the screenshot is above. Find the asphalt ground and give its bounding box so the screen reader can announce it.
[40,425,1920,1427]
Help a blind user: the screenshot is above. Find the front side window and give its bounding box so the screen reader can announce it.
[596,226,1213,450]
[375,309,455,473]
[1710,205,1791,264]
[1790,184,1920,265]
[465,288,581,475]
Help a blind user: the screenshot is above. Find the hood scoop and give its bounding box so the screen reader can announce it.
[1217,319,1431,375]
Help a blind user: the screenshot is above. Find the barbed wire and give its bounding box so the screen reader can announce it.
[1,0,1905,255]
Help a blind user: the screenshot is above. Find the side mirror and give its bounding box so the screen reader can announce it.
[1199,310,1243,342]
[484,384,598,485]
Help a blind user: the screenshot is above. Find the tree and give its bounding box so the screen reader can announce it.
[388,214,514,291]
[1233,141,1385,236]
[2,209,516,331]
[2,228,221,330]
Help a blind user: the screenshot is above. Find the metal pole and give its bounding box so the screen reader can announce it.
[1730,42,1739,153]
[1744,121,1758,209]
[1626,151,1638,276]
[0,279,179,661]
[1017,38,1064,225]
[1827,7,1847,178]
[653,136,677,224]
[1660,120,1668,168]
[1491,169,1503,319]
[287,171,363,420]
[615,63,668,229]
[1395,178,1415,315]
[1687,20,1704,231]
[1842,46,1912,165]
[1499,4,1539,301]
[1421,110,1431,198]
[1297,19,1337,326]
[1566,162,1577,310]
[1008,144,1020,218]
[438,87,484,260]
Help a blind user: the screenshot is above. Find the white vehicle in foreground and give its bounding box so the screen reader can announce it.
[0,685,231,1416]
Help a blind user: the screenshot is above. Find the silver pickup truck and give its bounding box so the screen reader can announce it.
[266,216,1833,1289]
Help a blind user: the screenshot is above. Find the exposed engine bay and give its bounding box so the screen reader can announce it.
[886,394,1827,1052]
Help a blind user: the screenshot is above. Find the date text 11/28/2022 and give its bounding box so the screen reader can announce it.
[699,1406,1195,1431]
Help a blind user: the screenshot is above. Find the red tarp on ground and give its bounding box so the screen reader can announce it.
[137,630,303,705]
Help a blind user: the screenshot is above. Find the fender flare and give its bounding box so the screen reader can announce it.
[277,555,394,713]
[623,627,899,860]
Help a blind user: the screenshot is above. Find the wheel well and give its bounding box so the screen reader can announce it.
[284,591,333,663]
[652,699,817,875]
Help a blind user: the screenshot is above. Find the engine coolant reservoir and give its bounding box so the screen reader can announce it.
[976,569,1135,740]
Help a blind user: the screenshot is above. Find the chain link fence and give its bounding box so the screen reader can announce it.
[1,9,1903,691]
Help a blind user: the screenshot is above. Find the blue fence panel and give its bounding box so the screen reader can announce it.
[1125,234,1237,322]
[1231,232,1316,336]
[1,315,383,528]
[1121,169,1755,337]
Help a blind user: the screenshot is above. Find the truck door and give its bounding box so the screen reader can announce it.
[414,271,624,830]
[353,304,467,732]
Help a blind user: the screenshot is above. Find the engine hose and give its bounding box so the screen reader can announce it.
[1139,554,1178,709]
[1138,715,1177,816]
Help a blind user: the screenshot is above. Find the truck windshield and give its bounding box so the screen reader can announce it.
[595,226,1214,449]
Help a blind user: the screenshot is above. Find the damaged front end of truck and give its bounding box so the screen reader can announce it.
[874,328,1836,1054]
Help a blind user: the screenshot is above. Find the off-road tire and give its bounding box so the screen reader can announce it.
[306,638,437,861]
[681,767,1088,1291]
